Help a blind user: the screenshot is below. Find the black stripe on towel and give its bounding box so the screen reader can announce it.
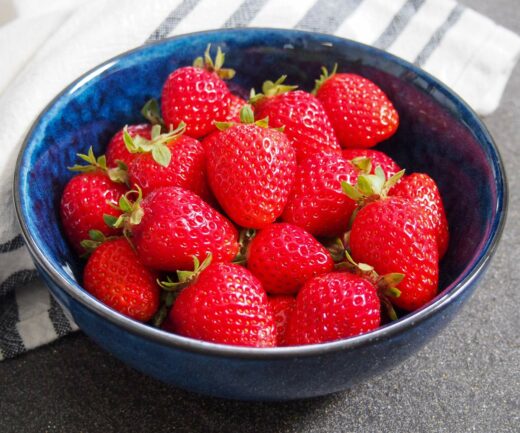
[0,234,25,253]
[415,4,465,66]
[0,291,26,359]
[224,0,269,28]
[0,269,39,298]
[146,0,202,42]
[49,295,73,337]
[296,0,364,33]
[373,0,427,50]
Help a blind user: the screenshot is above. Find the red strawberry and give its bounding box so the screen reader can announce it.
[247,223,334,295]
[342,148,401,179]
[125,124,210,199]
[161,45,234,138]
[349,196,439,311]
[269,295,296,346]
[60,149,127,253]
[169,262,276,347]
[391,173,449,258]
[127,186,238,271]
[226,93,248,122]
[282,150,358,237]
[206,106,296,229]
[251,77,340,162]
[106,124,152,168]
[83,238,159,322]
[314,67,399,148]
[286,272,380,345]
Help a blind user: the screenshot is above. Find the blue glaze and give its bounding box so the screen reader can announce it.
[14,28,506,401]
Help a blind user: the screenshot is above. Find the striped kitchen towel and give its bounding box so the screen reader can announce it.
[1,0,519,360]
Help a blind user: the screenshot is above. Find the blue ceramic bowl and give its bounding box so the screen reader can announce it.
[14,28,506,401]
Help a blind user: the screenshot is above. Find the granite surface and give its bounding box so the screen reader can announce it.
[1,0,519,431]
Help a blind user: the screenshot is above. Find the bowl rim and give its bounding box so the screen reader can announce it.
[14,27,508,360]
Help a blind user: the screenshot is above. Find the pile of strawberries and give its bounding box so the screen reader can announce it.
[60,46,449,348]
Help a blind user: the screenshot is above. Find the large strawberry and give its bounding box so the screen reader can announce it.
[391,173,449,258]
[83,238,159,322]
[106,124,152,168]
[169,261,276,347]
[60,148,127,253]
[349,196,439,311]
[314,66,399,148]
[281,150,358,237]
[286,272,380,345]
[206,106,296,229]
[247,223,334,295]
[119,186,238,271]
[342,148,401,179]
[124,123,210,200]
[251,76,340,162]
[269,295,296,346]
[161,45,234,138]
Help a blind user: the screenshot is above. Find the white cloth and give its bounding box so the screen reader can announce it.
[1,0,519,359]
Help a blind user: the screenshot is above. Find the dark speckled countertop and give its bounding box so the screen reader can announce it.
[1,0,519,431]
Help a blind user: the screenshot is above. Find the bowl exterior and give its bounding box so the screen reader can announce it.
[16,28,506,400]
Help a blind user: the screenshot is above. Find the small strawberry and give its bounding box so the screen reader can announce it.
[206,106,296,229]
[286,272,381,345]
[106,124,152,168]
[251,76,340,162]
[269,295,296,346]
[124,123,211,200]
[83,238,159,322]
[342,148,401,179]
[60,148,127,253]
[115,186,238,271]
[349,196,439,311]
[246,223,334,295]
[226,93,248,122]
[281,150,358,237]
[161,45,235,138]
[314,66,399,148]
[391,173,449,258]
[169,261,276,347]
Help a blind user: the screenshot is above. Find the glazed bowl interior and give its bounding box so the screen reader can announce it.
[16,28,505,357]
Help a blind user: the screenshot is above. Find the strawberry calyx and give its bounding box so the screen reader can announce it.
[152,254,213,327]
[141,98,165,128]
[79,229,118,257]
[68,146,128,184]
[233,228,257,265]
[193,44,236,80]
[123,122,186,167]
[342,166,405,207]
[312,63,338,95]
[349,157,373,174]
[215,105,283,132]
[337,250,402,321]
[249,75,298,104]
[103,186,144,235]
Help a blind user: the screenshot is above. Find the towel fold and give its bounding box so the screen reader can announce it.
[1,0,519,360]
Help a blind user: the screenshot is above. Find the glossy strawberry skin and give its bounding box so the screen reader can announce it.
[169,262,276,347]
[161,66,231,138]
[342,148,402,179]
[286,272,380,345]
[131,187,238,271]
[226,94,248,122]
[350,196,439,311]
[391,173,449,258]
[128,135,210,199]
[207,123,296,229]
[83,238,159,322]
[254,90,340,162]
[316,73,399,148]
[269,295,296,347]
[60,171,127,253]
[282,151,358,237]
[106,124,152,168]
[247,223,334,295]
